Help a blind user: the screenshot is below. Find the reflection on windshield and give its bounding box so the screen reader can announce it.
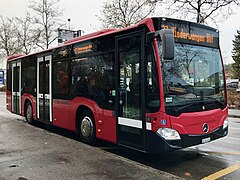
[159,43,226,116]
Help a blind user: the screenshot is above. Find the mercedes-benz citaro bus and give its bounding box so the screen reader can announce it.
[6,17,228,153]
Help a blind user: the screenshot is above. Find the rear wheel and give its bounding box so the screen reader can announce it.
[78,110,96,145]
[25,102,33,124]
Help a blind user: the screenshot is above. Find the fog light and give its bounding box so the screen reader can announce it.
[157,128,181,140]
[223,118,228,129]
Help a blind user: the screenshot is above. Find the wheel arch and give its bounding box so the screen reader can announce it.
[75,105,95,134]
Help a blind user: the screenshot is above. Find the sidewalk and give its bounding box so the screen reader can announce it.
[228,109,240,118]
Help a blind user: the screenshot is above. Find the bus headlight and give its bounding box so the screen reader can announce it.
[157,128,181,140]
[223,118,228,129]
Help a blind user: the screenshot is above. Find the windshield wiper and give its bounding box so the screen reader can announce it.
[203,96,225,107]
[169,96,225,113]
[172,101,203,113]
[172,97,225,114]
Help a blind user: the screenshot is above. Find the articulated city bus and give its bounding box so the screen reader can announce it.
[6,17,228,153]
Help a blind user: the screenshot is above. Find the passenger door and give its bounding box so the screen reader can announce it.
[12,62,21,114]
[115,31,146,151]
[37,55,52,123]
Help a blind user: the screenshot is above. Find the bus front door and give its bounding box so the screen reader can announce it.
[37,56,52,123]
[116,31,146,151]
[12,62,21,114]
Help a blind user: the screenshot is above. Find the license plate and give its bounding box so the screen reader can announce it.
[202,137,211,144]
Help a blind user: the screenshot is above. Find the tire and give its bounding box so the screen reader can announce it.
[25,102,33,124]
[78,110,96,145]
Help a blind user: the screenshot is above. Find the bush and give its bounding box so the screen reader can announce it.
[0,85,6,92]
[228,89,240,109]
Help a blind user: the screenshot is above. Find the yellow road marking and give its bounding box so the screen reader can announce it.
[202,162,240,180]
[202,151,240,155]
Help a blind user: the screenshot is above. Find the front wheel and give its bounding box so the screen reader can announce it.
[78,110,96,145]
[25,102,33,124]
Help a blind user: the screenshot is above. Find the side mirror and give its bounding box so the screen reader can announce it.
[146,29,175,61]
[159,29,175,61]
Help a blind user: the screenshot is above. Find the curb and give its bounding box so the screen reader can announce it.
[228,115,240,118]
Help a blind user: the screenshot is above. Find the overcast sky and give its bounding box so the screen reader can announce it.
[0,0,240,64]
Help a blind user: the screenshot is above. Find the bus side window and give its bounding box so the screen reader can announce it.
[70,58,89,97]
[21,57,36,94]
[52,60,69,99]
[70,53,115,110]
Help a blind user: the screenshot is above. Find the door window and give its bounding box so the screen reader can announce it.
[118,36,141,120]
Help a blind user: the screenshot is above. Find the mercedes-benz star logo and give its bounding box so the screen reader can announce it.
[202,123,209,133]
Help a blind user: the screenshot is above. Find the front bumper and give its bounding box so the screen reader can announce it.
[146,126,228,153]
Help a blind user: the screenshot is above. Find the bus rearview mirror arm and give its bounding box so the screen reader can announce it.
[146,29,175,61]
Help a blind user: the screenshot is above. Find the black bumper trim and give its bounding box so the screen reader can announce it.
[181,126,228,148]
[145,126,228,153]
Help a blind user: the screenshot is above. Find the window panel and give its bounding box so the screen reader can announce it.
[52,60,69,98]
[71,53,115,110]
[7,63,12,91]
[22,57,36,94]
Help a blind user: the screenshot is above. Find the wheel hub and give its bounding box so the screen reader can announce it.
[26,105,32,121]
[81,116,93,138]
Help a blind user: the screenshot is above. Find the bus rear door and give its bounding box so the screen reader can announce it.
[115,31,146,151]
[12,62,21,114]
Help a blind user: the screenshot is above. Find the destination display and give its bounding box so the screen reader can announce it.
[73,40,94,56]
[74,44,93,55]
[158,18,219,48]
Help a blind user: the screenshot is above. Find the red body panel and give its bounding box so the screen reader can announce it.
[6,90,12,112]
[170,107,228,135]
[68,97,99,131]
[147,107,227,135]
[66,97,117,143]
[97,110,116,143]
[22,93,37,120]
[146,112,171,132]
[52,99,71,129]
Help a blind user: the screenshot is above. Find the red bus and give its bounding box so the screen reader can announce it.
[6,17,228,153]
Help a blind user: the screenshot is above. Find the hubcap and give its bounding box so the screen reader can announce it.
[26,105,32,121]
[81,116,93,138]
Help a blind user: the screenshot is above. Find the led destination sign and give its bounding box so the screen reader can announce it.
[159,18,219,48]
[74,44,93,55]
[162,25,213,44]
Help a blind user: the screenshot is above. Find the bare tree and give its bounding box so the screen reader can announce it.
[29,0,63,49]
[165,0,240,25]
[99,0,159,28]
[0,16,22,56]
[16,13,38,54]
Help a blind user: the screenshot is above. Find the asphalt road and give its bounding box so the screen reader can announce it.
[0,93,181,180]
[104,118,240,180]
[1,92,240,180]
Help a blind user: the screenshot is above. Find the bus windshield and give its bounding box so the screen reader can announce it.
[159,43,226,116]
